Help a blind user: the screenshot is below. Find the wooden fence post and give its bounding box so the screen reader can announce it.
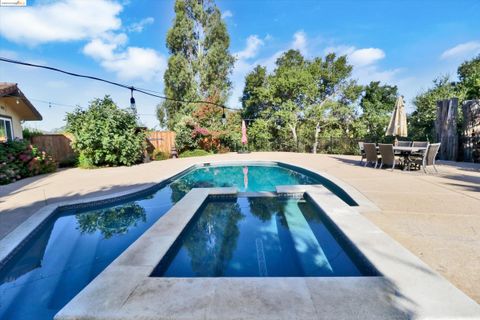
[435,98,458,161]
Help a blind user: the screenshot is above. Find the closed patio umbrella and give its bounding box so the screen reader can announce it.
[386,96,408,143]
[241,120,248,145]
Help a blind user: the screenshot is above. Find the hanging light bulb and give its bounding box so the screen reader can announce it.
[130,87,136,112]
[16,98,20,104]
[221,106,227,125]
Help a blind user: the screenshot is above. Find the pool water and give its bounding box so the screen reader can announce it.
[0,163,355,320]
[152,197,375,277]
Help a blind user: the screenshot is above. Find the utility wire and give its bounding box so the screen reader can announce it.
[0,56,237,110]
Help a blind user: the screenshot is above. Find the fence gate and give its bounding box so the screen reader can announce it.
[147,131,176,154]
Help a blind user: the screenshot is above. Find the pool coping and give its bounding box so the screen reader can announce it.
[0,160,377,269]
[54,186,480,320]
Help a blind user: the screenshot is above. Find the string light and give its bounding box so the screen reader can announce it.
[221,106,226,125]
[0,56,237,112]
[129,87,136,112]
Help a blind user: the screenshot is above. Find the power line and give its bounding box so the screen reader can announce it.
[0,56,237,111]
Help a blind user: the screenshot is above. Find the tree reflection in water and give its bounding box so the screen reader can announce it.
[182,200,244,276]
[75,203,146,239]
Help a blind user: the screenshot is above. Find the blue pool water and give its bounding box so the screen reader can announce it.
[152,197,375,277]
[0,163,357,319]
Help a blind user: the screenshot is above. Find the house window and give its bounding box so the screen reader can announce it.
[0,117,13,142]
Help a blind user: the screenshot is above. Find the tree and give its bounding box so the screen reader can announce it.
[160,0,234,130]
[200,2,235,104]
[458,54,480,100]
[241,65,269,120]
[409,76,460,140]
[161,0,198,129]
[248,118,272,151]
[305,53,361,152]
[269,50,317,149]
[65,96,145,167]
[360,81,398,139]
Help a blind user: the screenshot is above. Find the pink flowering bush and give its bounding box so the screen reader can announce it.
[0,140,56,185]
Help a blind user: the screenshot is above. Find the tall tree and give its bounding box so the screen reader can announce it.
[161,0,198,129]
[409,76,460,140]
[359,81,398,139]
[241,65,269,119]
[306,53,361,153]
[200,2,235,104]
[270,50,316,149]
[159,0,234,129]
[458,54,480,100]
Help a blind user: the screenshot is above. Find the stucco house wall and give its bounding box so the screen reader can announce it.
[0,82,42,141]
[0,99,25,139]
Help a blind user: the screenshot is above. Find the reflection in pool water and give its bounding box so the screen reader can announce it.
[0,164,352,319]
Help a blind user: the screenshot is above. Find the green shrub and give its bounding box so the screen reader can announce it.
[65,96,146,167]
[77,153,95,169]
[0,140,56,185]
[179,149,212,158]
[22,127,43,140]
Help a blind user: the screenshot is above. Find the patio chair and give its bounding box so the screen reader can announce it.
[413,143,441,173]
[363,143,379,168]
[396,140,412,147]
[378,144,401,171]
[358,141,366,164]
[412,141,428,148]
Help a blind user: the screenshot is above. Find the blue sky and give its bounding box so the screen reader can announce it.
[0,0,479,131]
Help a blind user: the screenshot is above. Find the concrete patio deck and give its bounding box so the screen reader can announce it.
[1,152,479,304]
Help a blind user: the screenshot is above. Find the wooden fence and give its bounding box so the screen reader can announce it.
[30,134,76,164]
[147,131,176,154]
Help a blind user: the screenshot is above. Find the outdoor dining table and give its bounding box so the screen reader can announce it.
[376,146,428,170]
[394,146,427,170]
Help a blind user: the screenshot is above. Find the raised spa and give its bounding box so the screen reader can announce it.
[151,196,376,277]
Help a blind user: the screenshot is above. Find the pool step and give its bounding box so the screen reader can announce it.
[282,200,333,275]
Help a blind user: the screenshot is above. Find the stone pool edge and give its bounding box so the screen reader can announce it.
[55,186,480,320]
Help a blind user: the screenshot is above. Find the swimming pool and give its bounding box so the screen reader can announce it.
[0,162,356,319]
[152,196,376,277]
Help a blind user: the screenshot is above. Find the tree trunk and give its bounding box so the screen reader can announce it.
[312,122,320,154]
[288,123,298,150]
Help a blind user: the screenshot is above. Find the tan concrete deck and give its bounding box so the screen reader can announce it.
[1,152,479,303]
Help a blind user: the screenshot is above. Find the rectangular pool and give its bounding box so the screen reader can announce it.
[151,196,377,277]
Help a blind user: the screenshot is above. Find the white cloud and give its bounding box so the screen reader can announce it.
[352,65,404,85]
[83,33,127,61]
[0,0,122,45]
[102,47,166,81]
[126,17,154,33]
[348,48,385,66]
[324,46,385,67]
[235,35,264,60]
[221,10,233,19]
[292,30,307,55]
[83,37,165,82]
[440,41,480,60]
